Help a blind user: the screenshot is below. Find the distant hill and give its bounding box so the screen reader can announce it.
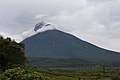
[21,29,120,67]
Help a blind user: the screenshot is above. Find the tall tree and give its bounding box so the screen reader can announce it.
[0,36,25,71]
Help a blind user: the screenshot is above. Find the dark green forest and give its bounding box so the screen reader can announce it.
[0,36,25,71]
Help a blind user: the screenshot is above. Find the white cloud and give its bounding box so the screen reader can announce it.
[0,0,120,52]
[35,14,48,20]
[11,23,55,42]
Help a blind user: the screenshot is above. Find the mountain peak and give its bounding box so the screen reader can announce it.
[34,21,55,32]
[22,29,120,66]
[19,21,55,41]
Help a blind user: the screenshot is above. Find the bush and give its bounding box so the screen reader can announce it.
[0,67,50,80]
[111,75,120,80]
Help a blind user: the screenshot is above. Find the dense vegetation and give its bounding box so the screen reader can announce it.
[28,57,120,68]
[0,67,50,80]
[0,36,51,80]
[25,67,120,80]
[1,66,120,80]
[0,36,25,71]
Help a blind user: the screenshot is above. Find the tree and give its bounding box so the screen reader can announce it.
[0,36,25,71]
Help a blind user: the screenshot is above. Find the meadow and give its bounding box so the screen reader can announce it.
[31,66,120,80]
[1,65,120,80]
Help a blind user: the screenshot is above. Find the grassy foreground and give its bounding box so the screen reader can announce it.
[0,66,120,80]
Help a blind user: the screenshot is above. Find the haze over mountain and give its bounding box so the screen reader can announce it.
[21,21,120,67]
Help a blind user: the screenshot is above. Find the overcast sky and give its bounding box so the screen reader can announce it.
[0,0,120,52]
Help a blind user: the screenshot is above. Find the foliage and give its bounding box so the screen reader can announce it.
[0,67,50,80]
[111,75,120,80]
[1,66,120,80]
[0,36,25,71]
[34,67,120,80]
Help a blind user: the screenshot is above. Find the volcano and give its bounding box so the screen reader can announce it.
[21,22,120,67]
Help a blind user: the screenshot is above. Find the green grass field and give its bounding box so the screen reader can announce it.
[30,66,120,80]
[1,66,120,80]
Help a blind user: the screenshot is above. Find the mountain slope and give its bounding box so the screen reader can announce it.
[21,29,120,66]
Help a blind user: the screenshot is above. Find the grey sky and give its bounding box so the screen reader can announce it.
[0,0,120,52]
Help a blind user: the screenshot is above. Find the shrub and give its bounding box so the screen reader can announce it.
[0,67,50,80]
